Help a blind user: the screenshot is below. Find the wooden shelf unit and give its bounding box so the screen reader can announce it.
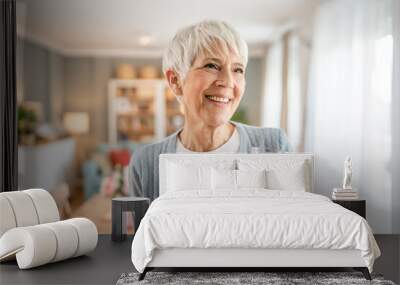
[108,79,184,144]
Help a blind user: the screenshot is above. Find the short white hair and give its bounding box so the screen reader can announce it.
[162,20,248,80]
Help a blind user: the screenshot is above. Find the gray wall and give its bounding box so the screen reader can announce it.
[19,37,64,124]
[48,52,64,126]
[22,38,49,121]
[242,57,263,126]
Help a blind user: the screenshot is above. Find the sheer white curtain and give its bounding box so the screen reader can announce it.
[261,33,307,151]
[261,39,283,129]
[305,0,394,233]
[287,35,307,151]
[391,0,400,233]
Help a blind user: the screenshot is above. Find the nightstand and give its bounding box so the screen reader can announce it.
[332,199,366,218]
[111,197,150,242]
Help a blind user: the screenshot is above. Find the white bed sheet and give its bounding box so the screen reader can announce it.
[131,190,380,273]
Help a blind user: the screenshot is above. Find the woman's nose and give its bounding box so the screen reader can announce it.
[216,69,234,88]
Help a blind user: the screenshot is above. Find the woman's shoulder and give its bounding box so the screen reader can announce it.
[234,122,291,152]
[131,132,178,163]
[235,122,284,137]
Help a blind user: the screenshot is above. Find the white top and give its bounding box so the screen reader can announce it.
[176,128,240,153]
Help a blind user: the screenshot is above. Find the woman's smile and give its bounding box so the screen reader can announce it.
[204,95,233,106]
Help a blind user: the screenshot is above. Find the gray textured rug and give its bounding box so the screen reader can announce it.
[116,271,396,285]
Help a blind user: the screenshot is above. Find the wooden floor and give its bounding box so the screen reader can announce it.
[71,193,134,234]
[69,187,85,212]
[71,193,113,234]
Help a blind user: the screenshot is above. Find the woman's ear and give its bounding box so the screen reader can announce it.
[165,69,183,95]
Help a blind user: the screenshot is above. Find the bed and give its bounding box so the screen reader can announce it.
[131,153,380,280]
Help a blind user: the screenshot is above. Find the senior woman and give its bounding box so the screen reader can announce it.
[129,20,291,200]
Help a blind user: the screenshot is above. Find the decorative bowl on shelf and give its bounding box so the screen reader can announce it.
[116,64,137,79]
[138,65,159,79]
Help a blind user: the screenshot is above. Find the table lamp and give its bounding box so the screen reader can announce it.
[63,112,90,135]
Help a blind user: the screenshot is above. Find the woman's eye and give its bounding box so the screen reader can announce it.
[234,67,244,74]
[204,63,220,70]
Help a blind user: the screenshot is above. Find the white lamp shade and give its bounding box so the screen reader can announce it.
[63,112,90,135]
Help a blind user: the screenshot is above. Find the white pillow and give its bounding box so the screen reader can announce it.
[266,162,307,191]
[236,169,267,189]
[238,159,310,192]
[167,162,212,191]
[211,168,268,190]
[212,168,237,190]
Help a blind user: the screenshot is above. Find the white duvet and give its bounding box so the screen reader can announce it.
[131,190,380,273]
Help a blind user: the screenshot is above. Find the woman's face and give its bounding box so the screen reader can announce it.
[180,48,246,128]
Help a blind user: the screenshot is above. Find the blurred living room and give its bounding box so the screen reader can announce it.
[12,0,399,235]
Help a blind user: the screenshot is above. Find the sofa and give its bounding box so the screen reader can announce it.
[82,141,144,200]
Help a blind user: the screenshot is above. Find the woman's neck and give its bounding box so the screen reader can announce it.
[179,122,235,152]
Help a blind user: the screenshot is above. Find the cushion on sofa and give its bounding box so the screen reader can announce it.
[109,149,131,167]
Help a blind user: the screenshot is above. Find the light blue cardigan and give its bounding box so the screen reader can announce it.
[128,122,291,201]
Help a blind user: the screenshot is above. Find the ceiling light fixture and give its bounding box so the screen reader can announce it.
[138,35,153,46]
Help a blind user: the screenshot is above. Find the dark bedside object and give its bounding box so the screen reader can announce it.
[332,199,366,218]
[112,197,150,242]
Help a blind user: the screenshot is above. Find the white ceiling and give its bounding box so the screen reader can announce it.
[18,0,319,57]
